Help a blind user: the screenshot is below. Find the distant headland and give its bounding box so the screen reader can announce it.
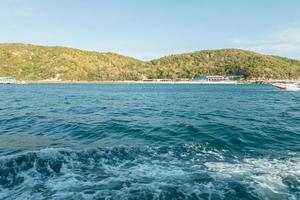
[0,43,300,82]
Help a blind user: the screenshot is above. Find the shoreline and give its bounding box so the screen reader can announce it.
[3,79,297,85]
[23,79,294,84]
[24,80,248,84]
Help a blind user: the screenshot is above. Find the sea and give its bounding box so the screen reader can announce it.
[0,84,299,200]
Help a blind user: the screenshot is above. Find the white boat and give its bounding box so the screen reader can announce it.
[272,82,300,91]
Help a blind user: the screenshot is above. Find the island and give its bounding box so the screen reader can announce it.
[0,43,300,83]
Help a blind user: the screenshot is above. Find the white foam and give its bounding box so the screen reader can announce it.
[205,157,300,199]
[1,147,299,199]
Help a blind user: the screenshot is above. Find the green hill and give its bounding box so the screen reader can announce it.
[0,43,147,81]
[1,43,300,81]
[149,49,300,80]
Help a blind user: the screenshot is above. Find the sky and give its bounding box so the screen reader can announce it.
[0,0,300,60]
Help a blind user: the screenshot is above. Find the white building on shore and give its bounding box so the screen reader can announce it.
[0,77,17,84]
[206,76,228,82]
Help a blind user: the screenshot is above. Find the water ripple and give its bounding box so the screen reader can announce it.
[0,84,300,199]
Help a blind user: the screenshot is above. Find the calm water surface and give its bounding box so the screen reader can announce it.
[0,84,299,200]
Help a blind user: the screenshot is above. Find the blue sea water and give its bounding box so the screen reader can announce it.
[0,84,299,200]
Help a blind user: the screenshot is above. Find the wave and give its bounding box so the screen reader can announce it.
[0,145,299,200]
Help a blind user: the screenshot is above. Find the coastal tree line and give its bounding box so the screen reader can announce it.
[1,44,300,81]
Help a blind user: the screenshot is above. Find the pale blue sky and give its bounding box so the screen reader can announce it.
[0,0,300,60]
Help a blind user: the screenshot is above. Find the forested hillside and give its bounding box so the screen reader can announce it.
[1,44,300,80]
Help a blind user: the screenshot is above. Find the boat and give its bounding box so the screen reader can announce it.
[272,81,300,91]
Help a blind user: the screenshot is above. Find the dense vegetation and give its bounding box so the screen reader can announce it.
[149,49,300,80]
[0,43,146,81]
[1,43,300,80]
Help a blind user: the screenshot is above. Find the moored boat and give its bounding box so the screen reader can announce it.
[272,81,300,91]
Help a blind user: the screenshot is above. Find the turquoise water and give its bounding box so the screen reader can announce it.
[0,84,299,200]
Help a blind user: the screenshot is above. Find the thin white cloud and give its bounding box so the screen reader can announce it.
[0,8,37,17]
[274,28,300,43]
[0,1,39,18]
[229,28,300,59]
